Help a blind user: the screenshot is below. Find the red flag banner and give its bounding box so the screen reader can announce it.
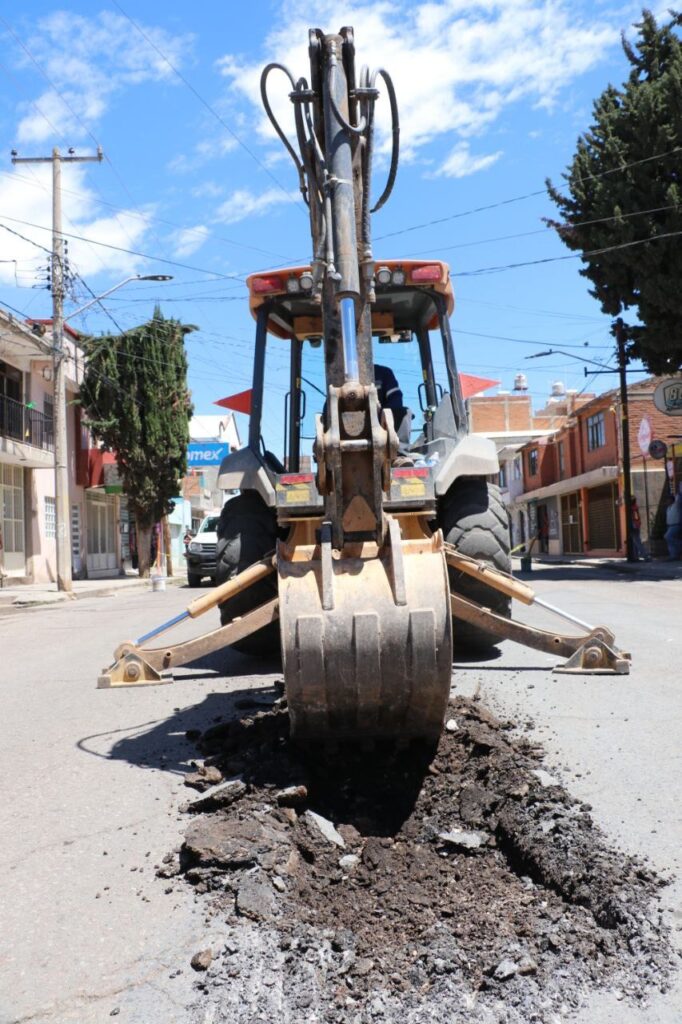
[214,389,252,415]
[458,373,499,400]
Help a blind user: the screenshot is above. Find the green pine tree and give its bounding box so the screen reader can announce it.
[546,9,682,375]
[80,306,195,577]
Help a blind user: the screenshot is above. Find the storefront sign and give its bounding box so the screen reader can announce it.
[187,442,229,467]
[653,377,682,416]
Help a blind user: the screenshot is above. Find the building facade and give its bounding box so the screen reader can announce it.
[0,311,89,583]
[1,309,128,584]
[512,378,676,558]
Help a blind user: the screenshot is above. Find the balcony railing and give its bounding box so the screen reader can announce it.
[0,393,54,452]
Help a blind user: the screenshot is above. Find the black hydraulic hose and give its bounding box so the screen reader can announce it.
[327,45,367,135]
[370,68,399,213]
[292,79,329,270]
[358,65,374,253]
[260,63,308,203]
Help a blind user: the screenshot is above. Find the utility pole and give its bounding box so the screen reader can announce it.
[12,146,102,591]
[614,318,635,563]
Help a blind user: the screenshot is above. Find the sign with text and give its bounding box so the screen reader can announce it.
[187,442,229,468]
[653,377,682,416]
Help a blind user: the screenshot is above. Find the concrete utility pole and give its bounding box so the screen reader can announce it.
[12,147,103,591]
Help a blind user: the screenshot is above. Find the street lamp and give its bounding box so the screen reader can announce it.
[524,348,614,370]
[64,274,174,322]
[50,273,173,593]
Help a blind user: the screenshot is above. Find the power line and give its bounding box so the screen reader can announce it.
[0,221,52,255]
[456,227,682,278]
[0,212,245,280]
[403,200,682,259]
[110,1,304,214]
[0,168,298,263]
[452,327,607,349]
[375,145,682,242]
[0,17,150,272]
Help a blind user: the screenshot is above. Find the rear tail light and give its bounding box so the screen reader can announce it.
[252,275,283,294]
[411,264,442,283]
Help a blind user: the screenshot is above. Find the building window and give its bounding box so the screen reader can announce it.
[0,463,25,553]
[528,448,538,475]
[45,496,56,539]
[587,411,605,450]
[499,463,507,489]
[558,441,565,478]
[513,457,522,480]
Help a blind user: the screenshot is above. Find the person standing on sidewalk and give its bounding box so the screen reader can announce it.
[629,496,650,561]
[664,490,682,560]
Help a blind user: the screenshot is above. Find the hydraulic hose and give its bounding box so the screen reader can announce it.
[370,68,399,213]
[260,63,308,203]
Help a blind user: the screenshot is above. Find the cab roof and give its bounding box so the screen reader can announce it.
[245,259,455,341]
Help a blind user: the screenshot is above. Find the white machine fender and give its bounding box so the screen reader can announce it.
[217,448,277,507]
[433,434,500,497]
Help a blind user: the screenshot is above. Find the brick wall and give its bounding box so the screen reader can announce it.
[468,395,533,433]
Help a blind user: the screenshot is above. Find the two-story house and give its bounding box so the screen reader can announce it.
[513,378,674,558]
[1,309,128,584]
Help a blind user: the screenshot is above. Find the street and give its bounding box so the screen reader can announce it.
[0,565,680,1023]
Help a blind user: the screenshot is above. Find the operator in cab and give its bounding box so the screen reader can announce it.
[375,363,411,442]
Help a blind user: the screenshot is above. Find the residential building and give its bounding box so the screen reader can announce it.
[0,310,89,583]
[513,377,677,558]
[467,380,596,553]
[0,309,129,583]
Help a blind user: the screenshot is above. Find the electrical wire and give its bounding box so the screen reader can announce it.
[455,228,682,277]
[0,213,245,280]
[110,1,305,214]
[0,169,298,263]
[374,145,682,242]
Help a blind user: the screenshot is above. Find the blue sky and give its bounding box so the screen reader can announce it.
[0,1,662,450]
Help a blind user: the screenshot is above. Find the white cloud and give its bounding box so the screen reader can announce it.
[14,11,193,144]
[190,181,224,199]
[216,0,618,175]
[168,137,238,175]
[437,143,503,178]
[173,224,211,258]
[215,187,298,225]
[2,12,191,286]
[0,164,151,285]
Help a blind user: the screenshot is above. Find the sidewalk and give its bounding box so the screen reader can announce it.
[0,572,186,612]
[514,554,682,580]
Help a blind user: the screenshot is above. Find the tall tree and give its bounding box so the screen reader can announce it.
[80,307,194,577]
[546,9,682,375]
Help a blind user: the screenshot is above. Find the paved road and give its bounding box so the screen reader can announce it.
[0,568,679,1023]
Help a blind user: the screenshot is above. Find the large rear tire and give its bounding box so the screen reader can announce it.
[439,478,511,652]
[215,491,280,656]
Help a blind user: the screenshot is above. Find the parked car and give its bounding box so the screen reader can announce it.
[185,513,221,586]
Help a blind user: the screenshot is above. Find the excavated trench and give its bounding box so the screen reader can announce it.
[162,695,677,1023]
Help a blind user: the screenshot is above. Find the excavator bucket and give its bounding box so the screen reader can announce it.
[278,520,452,742]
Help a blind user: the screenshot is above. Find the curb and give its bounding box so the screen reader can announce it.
[0,575,187,615]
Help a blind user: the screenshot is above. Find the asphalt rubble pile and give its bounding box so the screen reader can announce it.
[162,694,678,1023]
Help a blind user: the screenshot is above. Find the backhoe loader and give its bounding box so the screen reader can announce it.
[99,28,629,739]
